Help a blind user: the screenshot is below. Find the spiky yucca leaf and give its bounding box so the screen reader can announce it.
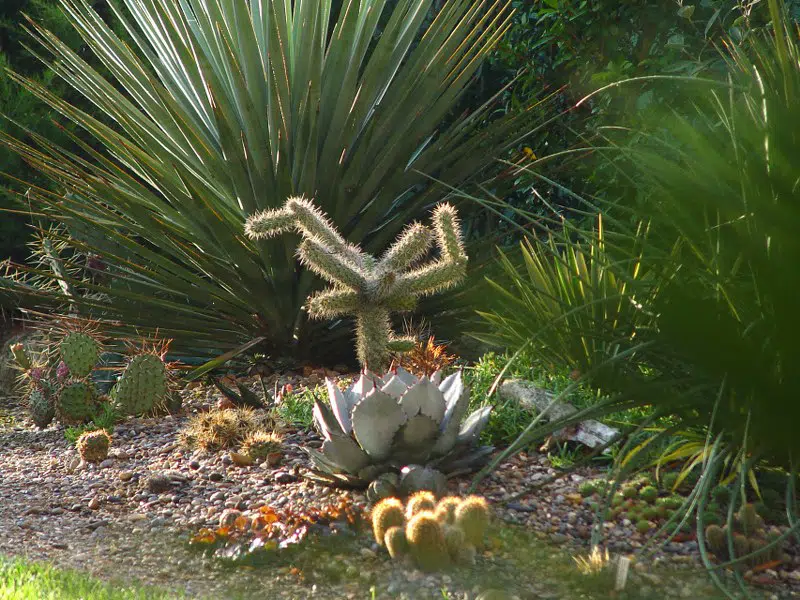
[0,0,537,361]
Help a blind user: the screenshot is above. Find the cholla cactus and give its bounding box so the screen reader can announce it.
[245,197,468,371]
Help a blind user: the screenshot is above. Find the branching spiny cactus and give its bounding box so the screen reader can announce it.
[245,197,467,371]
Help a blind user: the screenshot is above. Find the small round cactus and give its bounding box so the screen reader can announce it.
[737,503,763,536]
[705,524,726,557]
[579,481,598,497]
[240,430,283,461]
[59,332,100,378]
[443,524,467,562]
[639,485,658,504]
[406,491,437,520]
[28,388,55,429]
[406,511,450,571]
[76,429,111,463]
[384,526,408,559]
[454,495,490,548]
[372,498,405,546]
[434,496,462,525]
[622,485,638,499]
[635,519,651,534]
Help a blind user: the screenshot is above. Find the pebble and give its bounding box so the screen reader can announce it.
[100,459,114,469]
[119,471,134,482]
[88,498,101,510]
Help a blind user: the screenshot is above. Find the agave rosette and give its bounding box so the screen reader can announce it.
[306,367,493,487]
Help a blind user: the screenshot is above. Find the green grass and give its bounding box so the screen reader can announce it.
[0,556,178,599]
[275,386,316,430]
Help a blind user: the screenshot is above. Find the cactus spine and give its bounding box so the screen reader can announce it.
[245,197,467,371]
[372,498,405,546]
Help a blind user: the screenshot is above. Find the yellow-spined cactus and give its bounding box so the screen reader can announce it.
[434,496,462,525]
[406,511,450,571]
[455,495,490,547]
[384,526,409,559]
[76,429,111,463]
[372,498,405,546]
[406,491,437,520]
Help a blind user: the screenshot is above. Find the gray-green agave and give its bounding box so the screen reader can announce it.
[306,367,493,487]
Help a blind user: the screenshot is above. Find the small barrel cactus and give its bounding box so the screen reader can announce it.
[454,495,490,548]
[76,429,111,462]
[406,491,437,520]
[434,496,461,525]
[28,388,55,429]
[240,430,283,461]
[58,381,96,424]
[59,332,100,378]
[112,353,167,415]
[737,503,764,536]
[443,523,467,561]
[385,526,409,559]
[372,498,405,546]
[406,511,451,571]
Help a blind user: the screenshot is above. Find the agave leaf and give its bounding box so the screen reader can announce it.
[431,444,495,473]
[393,366,418,386]
[431,375,471,455]
[457,406,493,445]
[399,377,445,423]
[396,414,440,449]
[349,371,382,396]
[431,370,443,386]
[439,370,465,424]
[312,399,346,441]
[380,374,409,399]
[325,378,353,434]
[351,389,406,461]
[321,435,371,474]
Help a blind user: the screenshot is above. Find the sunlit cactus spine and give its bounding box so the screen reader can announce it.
[244,197,468,371]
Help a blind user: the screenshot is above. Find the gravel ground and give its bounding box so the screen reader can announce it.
[1,374,798,599]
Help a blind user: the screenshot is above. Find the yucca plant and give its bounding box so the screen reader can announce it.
[0,0,537,361]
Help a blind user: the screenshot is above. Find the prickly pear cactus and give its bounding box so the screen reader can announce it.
[59,333,100,378]
[112,354,167,416]
[28,388,55,429]
[58,381,95,424]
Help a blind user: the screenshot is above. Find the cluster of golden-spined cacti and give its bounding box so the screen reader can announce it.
[178,406,280,457]
[245,197,467,371]
[371,493,490,571]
